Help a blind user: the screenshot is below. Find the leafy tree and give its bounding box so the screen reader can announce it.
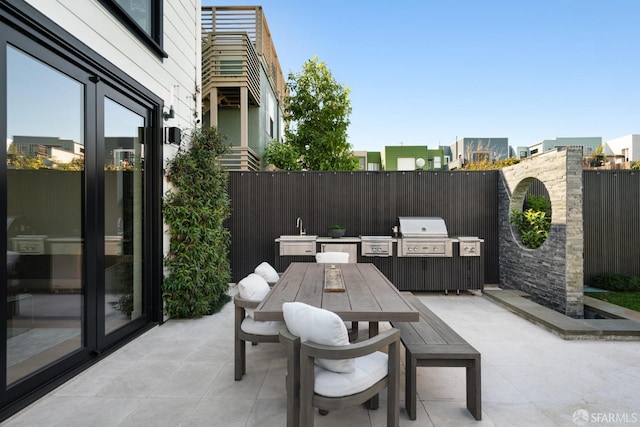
[588,145,604,167]
[7,153,48,169]
[265,56,359,171]
[162,126,232,318]
[264,140,302,171]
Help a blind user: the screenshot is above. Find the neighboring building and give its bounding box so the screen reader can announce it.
[10,136,84,163]
[516,146,530,159]
[380,146,446,171]
[201,6,287,171]
[366,152,383,171]
[353,150,367,170]
[604,134,640,162]
[1,0,198,418]
[449,137,509,169]
[527,137,601,158]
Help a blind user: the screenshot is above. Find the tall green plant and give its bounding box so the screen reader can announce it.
[510,194,551,249]
[265,56,359,171]
[163,126,231,318]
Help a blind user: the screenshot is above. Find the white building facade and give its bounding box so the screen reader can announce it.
[527,137,601,157]
[604,134,640,162]
[1,0,198,418]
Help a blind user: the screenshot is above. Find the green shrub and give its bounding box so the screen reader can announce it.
[510,195,551,249]
[592,274,640,292]
[162,126,232,318]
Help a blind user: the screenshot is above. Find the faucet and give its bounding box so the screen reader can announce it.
[296,217,306,235]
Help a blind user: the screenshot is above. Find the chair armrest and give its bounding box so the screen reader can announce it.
[301,328,400,360]
[234,295,261,309]
[279,326,300,345]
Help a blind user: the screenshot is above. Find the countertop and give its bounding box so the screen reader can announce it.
[276,236,402,243]
[316,237,363,243]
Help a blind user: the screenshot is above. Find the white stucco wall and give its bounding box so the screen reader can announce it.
[605,134,640,161]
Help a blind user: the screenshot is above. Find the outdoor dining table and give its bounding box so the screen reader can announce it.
[254,262,419,421]
[253,262,419,336]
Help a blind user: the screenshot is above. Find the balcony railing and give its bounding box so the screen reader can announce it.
[220,147,261,171]
[201,6,287,107]
[202,32,261,107]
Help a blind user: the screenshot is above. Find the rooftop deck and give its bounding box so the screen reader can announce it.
[201,6,286,110]
[4,290,639,426]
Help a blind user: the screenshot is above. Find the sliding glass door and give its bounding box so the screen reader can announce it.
[2,27,158,406]
[102,96,146,336]
[6,45,86,385]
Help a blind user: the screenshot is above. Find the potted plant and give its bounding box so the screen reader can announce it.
[328,225,346,238]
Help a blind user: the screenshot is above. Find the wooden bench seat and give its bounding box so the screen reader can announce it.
[391,292,482,421]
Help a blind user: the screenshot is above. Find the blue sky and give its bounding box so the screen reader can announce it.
[202,0,640,152]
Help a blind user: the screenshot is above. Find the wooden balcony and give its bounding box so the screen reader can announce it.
[201,6,287,109]
[220,147,261,171]
[202,32,261,107]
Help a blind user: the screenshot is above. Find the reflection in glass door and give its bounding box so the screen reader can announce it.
[103,98,144,334]
[6,46,84,384]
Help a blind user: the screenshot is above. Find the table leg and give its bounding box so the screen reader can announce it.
[367,321,380,410]
[368,321,379,338]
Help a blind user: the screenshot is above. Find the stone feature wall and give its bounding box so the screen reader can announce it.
[498,148,584,317]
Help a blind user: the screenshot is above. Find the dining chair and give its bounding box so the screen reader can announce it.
[315,251,358,339]
[315,251,350,264]
[280,302,400,427]
[254,261,279,285]
[234,273,283,380]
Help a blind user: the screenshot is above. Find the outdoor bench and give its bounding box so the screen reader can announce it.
[390,292,482,421]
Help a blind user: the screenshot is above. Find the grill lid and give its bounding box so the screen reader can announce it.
[398,216,448,238]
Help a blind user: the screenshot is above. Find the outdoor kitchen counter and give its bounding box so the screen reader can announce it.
[275,237,400,243]
[274,235,485,291]
[316,237,363,243]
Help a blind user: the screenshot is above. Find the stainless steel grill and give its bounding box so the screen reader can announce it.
[397,216,453,257]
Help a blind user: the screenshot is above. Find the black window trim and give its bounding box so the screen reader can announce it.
[96,0,167,59]
[0,0,165,419]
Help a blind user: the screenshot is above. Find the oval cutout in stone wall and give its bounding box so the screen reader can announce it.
[508,177,552,249]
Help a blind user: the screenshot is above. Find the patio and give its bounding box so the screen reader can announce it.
[3,289,639,427]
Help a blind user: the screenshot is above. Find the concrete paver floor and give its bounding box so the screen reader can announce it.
[2,291,639,426]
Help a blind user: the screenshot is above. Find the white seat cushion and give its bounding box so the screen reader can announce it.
[315,252,349,264]
[314,351,388,397]
[282,302,354,373]
[254,262,279,283]
[238,273,271,318]
[241,317,284,336]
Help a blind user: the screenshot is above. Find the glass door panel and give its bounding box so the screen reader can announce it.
[6,46,85,384]
[103,98,144,334]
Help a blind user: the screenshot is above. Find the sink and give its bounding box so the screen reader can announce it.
[279,235,318,241]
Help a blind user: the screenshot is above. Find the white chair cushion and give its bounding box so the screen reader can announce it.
[238,273,271,318]
[282,302,354,373]
[314,351,388,397]
[241,317,284,336]
[315,252,349,264]
[254,261,279,283]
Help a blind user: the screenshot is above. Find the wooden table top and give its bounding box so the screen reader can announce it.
[254,262,419,323]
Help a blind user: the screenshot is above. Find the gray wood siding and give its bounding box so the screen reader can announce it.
[227,170,497,290]
[227,169,640,289]
[583,170,640,283]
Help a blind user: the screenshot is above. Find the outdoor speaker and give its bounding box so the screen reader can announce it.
[167,127,181,145]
